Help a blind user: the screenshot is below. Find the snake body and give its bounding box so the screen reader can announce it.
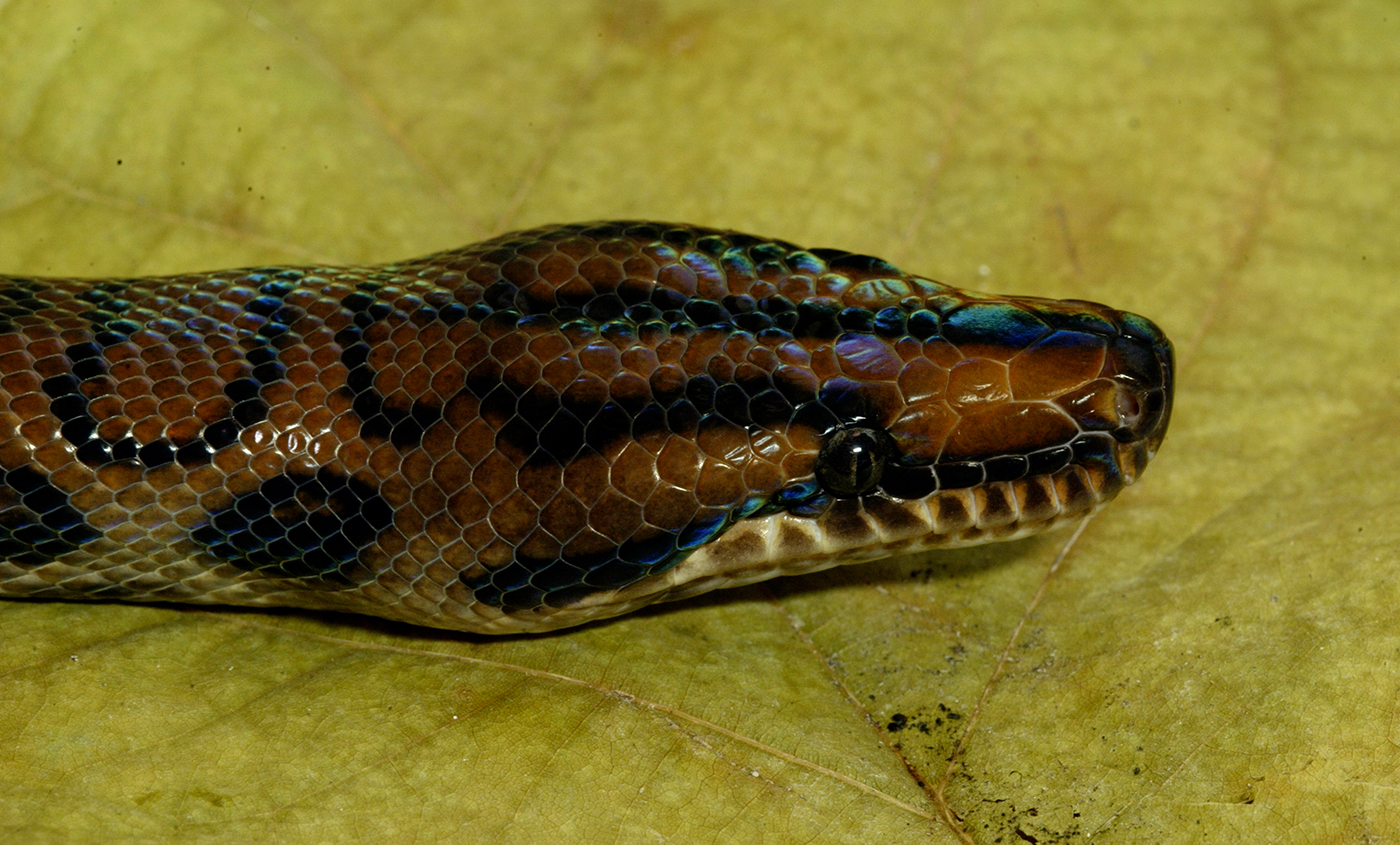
[0,222,1172,633]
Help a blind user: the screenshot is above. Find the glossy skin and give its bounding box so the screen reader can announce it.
[0,222,1173,633]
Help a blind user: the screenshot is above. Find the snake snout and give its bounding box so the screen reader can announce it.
[1106,312,1174,455]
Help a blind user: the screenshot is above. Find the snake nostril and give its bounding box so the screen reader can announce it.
[1109,384,1149,443]
[1115,388,1142,426]
[1110,385,1169,444]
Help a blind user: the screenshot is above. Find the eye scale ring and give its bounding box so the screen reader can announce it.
[816,427,895,498]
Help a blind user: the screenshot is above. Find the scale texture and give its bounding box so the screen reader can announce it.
[0,222,1173,633]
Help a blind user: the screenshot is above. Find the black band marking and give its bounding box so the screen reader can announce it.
[192,468,394,584]
[465,509,739,611]
[0,467,101,565]
[336,284,456,448]
[44,277,298,469]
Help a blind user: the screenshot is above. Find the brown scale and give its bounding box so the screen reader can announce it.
[0,222,1173,633]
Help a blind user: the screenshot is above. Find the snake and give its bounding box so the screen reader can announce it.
[0,221,1172,634]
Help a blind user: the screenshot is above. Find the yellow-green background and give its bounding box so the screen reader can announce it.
[1,1,1397,843]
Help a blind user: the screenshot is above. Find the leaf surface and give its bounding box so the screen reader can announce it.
[1,1,1397,842]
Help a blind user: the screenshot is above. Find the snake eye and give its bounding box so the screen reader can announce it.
[816,427,893,498]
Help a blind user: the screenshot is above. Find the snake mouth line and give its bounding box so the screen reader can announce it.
[879,431,1122,499]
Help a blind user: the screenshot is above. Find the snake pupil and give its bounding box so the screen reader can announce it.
[816,427,892,498]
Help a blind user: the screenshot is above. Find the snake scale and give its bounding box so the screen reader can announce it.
[0,222,1172,634]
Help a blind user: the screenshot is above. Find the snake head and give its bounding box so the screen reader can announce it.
[820,293,1176,505]
[419,224,1177,631]
[632,282,1176,612]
